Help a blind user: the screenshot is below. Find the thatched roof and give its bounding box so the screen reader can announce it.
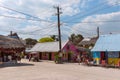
[79,37,98,46]
[77,47,88,51]
[0,35,25,49]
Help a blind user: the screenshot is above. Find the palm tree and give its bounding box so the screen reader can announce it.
[69,33,84,45]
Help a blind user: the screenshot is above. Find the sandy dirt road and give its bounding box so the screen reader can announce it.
[0,59,120,80]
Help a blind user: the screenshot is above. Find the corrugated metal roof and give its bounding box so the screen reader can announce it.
[91,34,120,51]
[30,41,68,52]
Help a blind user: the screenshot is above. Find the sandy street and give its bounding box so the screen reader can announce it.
[0,59,120,80]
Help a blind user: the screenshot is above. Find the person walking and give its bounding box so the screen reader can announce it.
[77,55,80,65]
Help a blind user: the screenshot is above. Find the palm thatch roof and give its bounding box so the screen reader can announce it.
[79,37,98,46]
[0,35,25,49]
[77,47,88,52]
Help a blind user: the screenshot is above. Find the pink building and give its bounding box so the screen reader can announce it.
[29,41,86,62]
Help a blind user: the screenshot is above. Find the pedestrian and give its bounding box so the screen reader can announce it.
[29,54,32,61]
[8,55,12,62]
[17,56,21,63]
[77,55,80,65]
[0,56,2,64]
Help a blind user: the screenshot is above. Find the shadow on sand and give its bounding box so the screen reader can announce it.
[0,62,34,68]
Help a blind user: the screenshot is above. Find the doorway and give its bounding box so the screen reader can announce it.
[39,52,42,59]
[100,52,106,63]
[49,53,52,60]
[68,53,71,62]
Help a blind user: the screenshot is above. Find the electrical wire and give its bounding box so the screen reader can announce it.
[0,5,53,23]
[63,20,120,23]
[0,23,57,35]
[24,23,57,34]
[61,24,94,37]
[1,14,120,24]
[62,2,120,23]
[0,15,54,23]
[17,26,57,36]
[63,23,95,32]
[61,0,109,22]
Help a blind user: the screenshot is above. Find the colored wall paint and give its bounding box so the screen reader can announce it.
[93,58,120,65]
[39,42,82,62]
[92,51,120,65]
[62,42,80,62]
[92,52,100,58]
[108,52,119,58]
[94,58,100,64]
[108,58,120,65]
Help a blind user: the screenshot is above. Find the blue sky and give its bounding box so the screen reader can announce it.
[0,0,120,40]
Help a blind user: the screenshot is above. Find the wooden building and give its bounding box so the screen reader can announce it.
[0,35,25,62]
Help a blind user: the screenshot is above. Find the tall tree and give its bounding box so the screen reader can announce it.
[69,33,75,42]
[69,33,84,45]
[38,37,54,43]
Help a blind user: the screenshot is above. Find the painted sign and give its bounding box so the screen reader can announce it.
[108,52,119,58]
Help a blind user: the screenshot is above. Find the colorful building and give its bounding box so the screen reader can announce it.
[91,34,120,65]
[29,41,84,62]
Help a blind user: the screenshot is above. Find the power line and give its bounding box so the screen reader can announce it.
[0,23,57,35]
[61,0,108,22]
[0,5,53,23]
[0,5,37,19]
[62,2,120,23]
[62,24,94,37]
[63,23,94,32]
[2,14,120,24]
[24,23,57,33]
[63,20,120,23]
[0,15,53,23]
[16,26,57,36]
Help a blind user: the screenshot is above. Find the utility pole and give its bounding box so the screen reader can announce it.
[97,27,99,38]
[54,6,62,52]
[54,6,62,63]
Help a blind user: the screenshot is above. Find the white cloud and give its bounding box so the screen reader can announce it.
[0,0,82,17]
[1,0,119,40]
[0,0,84,39]
[72,11,120,37]
[106,0,120,5]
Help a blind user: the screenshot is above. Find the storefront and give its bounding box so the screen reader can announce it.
[91,34,120,66]
[0,35,25,63]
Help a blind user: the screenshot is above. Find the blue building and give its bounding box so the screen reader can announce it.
[91,34,120,65]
